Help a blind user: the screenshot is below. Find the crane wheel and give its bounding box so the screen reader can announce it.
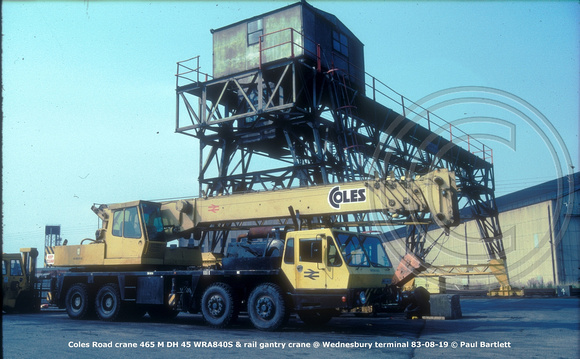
[247,283,288,331]
[95,283,122,321]
[201,283,236,328]
[404,286,431,319]
[65,283,92,320]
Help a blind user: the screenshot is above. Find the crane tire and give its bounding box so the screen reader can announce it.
[201,283,236,328]
[247,283,288,331]
[95,283,122,321]
[65,283,92,320]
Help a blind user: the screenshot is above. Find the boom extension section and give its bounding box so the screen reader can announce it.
[161,168,459,239]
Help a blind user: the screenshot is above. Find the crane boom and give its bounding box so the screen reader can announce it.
[160,168,458,239]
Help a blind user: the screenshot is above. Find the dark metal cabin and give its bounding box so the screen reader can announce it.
[211,0,365,93]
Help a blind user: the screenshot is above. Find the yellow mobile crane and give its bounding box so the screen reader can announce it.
[47,169,457,330]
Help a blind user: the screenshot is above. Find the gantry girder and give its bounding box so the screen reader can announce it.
[175,50,505,284]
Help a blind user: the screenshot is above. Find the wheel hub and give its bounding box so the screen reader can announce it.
[208,295,224,317]
[104,296,113,310]
[73,295,82,309]
[256,297,274,320]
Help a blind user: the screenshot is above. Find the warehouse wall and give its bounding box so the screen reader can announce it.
[554,190,580,284]
[390,200,568,290]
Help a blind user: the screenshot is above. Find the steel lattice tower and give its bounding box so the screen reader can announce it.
[174,1,506,289]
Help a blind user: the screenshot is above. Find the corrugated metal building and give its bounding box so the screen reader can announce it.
[210,0,365,92]
[388,172,579,290]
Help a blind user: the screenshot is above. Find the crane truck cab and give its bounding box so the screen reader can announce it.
[280,228,395,315]
[2,248,40,313]
[224,226,398,326]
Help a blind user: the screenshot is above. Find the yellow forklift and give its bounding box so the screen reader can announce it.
[2,248,40,313]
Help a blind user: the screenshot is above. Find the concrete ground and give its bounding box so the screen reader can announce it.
[3,297,579,359]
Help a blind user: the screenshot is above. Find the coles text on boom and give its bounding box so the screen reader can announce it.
[328,186,367,209]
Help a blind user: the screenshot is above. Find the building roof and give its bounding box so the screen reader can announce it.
[210,0,362,45]
[495,171,579,213]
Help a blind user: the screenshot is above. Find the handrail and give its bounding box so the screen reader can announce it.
[175,28,493,164]
[256,28,492,164]
[363,72,492,163]
[176,55,213,87]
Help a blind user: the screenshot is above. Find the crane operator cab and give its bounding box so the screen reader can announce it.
[50,201,202,268]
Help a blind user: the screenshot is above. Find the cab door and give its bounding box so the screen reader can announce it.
[294,234,327,290]
[280,230,348,290]
[107,206,144,259]
[322,235,348,290]
[120,206,144,257]
[2,257,25,310]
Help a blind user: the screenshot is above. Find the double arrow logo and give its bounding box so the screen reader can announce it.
[208,204,219,213]
[304,269,320,280]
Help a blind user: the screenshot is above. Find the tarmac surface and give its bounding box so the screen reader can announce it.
[3,297,579,359]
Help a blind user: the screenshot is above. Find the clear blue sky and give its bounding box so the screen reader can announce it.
[2,1,578,254]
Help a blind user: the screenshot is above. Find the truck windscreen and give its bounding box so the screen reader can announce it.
[334,232,369,267]
[359,235,392,268]
[334,232,392,268]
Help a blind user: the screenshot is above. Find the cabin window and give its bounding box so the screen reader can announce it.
[141,203,165,241]
[299,238,322,263]
[112,207,142,238]
[360,235,392,267]
[248,18,263,45]
[284,238,294,264]
[112,210,122,236]
[332,30,349,57]
[123,206,142,238]
[10,259,23,276]
[327,237,343,267]
[335,232,370,267]
[2,261,6,275]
